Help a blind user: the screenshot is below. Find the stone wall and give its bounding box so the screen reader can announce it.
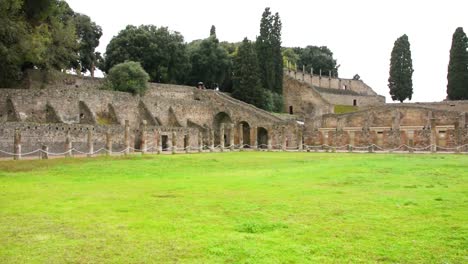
[304,105,468,150]
[285,69,381,96]
[283,76,333,118]
[283,71,385,116]
[0,73,303,156]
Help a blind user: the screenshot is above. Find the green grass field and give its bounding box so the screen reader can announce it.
[1,153,467,263]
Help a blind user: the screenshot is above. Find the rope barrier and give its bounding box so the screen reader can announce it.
[1,143,467,159]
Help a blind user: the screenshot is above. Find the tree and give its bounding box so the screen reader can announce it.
[282,48,299,70]
[103,25,190,84]
[232,38,266,109]
[188,34,230,89]
[75,13,102,77]
[256,7,283,95]
[107,61,149,96]
[210,25,216,37]
[0,0,81,87]
[388,34,414,102]
[447,27,468,100]
[0,0,29,86]
[294,46,338,76]
[271,12,283,94]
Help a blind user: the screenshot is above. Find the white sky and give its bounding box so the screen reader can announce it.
[67,0,468,103]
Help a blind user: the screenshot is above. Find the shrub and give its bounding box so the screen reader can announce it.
[107,61,149,95]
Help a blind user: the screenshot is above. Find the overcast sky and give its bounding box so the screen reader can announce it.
[67,0,468,103]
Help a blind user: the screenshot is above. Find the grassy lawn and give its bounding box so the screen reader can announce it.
[0,152,467,263]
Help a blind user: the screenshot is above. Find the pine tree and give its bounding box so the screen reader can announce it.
[447,27,468,100]
[388,34,414,102]
[233,38,266,109]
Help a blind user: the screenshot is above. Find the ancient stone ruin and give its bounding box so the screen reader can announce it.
[0,70,467,159]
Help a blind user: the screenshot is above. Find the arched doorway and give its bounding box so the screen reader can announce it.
[213,112,232,146]
[239,121,251,148]
[257,127,268,149]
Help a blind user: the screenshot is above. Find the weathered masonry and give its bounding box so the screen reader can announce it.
[305,105,468,152]
[283,69,385,118]
[0,75,301,158]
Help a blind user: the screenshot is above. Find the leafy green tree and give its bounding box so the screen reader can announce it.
[107,61,149,96]
[232,38,266,109]
[0,0,29,86]
[294,46,338,76]
[103,25,190,84]
[75,13,102,77]
[188,34,230,89]
[282,48,299,70]
[447,27,468,100]
[256,7,283,94]
[42,0,78,71]
[0,0,81,86]
[388,34,414,102]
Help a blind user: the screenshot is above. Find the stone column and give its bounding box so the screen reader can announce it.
[65,130,72,157]
[13,128,21,160]
[251,126,258,150]
[87,129,93,157]
[171,131,177,154]
[124,120,130,155]
[239,123,244,151]
[106,131,112,155]
[140,120,147,154]
[281,127,287,151]
[430,117,437,153]
[220,123,225,152]
[210,128,214,152]
[185,130,190,154]
[41,145,48,160]
[230,123,235,151]
[157,130,162,154]
[297,128,303,151]
[348,131,355,152]
[267,128,272,151]
[320,130,328,151]
[198,130,203,153]
[407,130,415,153]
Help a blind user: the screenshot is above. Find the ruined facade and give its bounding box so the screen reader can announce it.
[0,74,304,158]
[1,70,467,158]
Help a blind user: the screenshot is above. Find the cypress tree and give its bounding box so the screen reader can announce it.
[210,25,216,37]
[447,27,468,100]
[233,38,266,109]
[272,12,283,94]
[256,8,274,93]
[388,34,414,102]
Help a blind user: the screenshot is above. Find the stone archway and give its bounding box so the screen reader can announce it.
[239,121,251,148]
[213,112,232,146]
[257,127,268,149]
